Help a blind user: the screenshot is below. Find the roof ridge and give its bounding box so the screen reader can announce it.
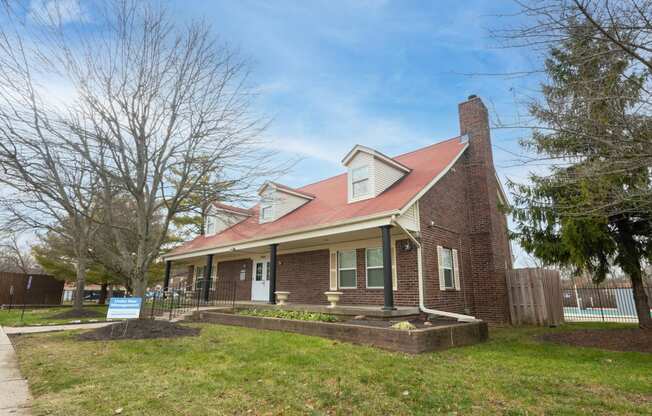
[392,135,462,160]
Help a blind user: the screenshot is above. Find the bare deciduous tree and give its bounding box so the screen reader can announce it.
[0,233,37,274]
[0,1,284,309]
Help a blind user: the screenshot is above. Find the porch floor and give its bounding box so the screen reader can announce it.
[229,301,420,319]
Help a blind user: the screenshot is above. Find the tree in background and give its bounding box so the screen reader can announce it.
[507,8,652,328]
[0,1,285,311]
[0,233,38,274]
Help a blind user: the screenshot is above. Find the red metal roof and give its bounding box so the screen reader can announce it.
[211,202,253,216]
[170,137,466,256]
[259,181,316,199]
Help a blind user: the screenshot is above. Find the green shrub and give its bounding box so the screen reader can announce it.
[237,308,338,322]
[391,321,416,331]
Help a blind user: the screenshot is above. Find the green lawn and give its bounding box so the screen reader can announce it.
[0,306,108,327]
[11,323,652,415]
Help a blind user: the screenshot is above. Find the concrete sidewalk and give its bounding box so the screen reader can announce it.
[0,326,31,415]
[3,322,114,335]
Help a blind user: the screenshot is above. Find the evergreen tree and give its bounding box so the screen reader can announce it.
[511,20,652,329]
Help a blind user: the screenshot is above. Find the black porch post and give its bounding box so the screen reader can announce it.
[380,225,395,310]
[203,254,214,302]
[269,243,278,304]
[163,260,172,292]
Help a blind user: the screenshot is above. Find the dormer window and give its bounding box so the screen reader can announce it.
[351,166,370,198]
[261,205,273,220]
[205,216,216,235]
[342,145,411,204]
[257,181,315,223]
[203,202,252,236]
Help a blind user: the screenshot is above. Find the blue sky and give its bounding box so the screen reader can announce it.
[163,0,539,189]
[16,0,543,264]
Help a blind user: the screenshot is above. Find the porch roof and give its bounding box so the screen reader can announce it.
[167,136,467,259]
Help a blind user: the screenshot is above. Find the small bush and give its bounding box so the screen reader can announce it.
[238,308,338,322]
[391,321,416,331]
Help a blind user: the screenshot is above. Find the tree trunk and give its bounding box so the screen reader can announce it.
[133,276,148,319]
[107,284,114,301]
[98,282,108,305]
[631,274,652,330]
[73,256,87,311]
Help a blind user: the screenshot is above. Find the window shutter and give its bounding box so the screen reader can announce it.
[437,245,445,291]
[329,251,338,290]
[452,248,461,290]
[391,244,397,291]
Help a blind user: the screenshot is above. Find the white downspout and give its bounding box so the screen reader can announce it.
[391,217,478,323]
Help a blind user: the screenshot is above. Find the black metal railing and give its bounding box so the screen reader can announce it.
[561,284,651,323]
[148,279,237,320]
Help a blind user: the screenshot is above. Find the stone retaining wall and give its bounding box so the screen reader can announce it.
[195,310,488,354]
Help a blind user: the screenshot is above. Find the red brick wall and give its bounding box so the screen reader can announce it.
[456,96,511,323]
[338,241,418,307]
[277,249,330,304]
[418,158,474,316]
[216,259,252,301]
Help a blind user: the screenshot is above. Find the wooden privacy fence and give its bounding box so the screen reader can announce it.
[0,272,64,306]
[506,268,563,326]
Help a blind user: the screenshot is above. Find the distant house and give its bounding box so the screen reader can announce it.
[162,96,513,324]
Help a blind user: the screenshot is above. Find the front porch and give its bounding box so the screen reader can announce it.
[164,222,421,312]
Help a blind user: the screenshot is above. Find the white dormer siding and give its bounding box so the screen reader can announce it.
[205,206,251,236]
[258,182,313,223]
[343,145,410,204]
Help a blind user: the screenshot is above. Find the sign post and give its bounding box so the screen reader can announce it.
[107,297,142,320]
[20,276,32,321]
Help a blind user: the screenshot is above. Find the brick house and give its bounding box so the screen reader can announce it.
[163,96,513,324]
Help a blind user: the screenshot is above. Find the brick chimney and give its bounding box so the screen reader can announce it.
[458,95,511,324]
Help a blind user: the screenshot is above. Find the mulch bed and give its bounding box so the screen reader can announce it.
[77,320,201,341]
[539,328,652,353]
[49,308,105,319]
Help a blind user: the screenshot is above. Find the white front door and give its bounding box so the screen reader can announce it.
[251,259,270,301]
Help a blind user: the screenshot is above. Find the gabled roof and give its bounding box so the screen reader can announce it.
[341,144,411,173]
[169,136,467,257]
[211,202,253,216]
[258,181,316,200]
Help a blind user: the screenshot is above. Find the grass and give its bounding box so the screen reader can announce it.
[0,306,108,327]
[11,322,652,415]
[237,308,339,322]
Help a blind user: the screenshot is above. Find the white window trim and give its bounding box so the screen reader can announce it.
[351,165,370,198]
[437,246,460,291]
[365,247,385,289]
[349,164,373,202]
[337,250,357,289]
[205,216,216,235]
[260,204,273,220]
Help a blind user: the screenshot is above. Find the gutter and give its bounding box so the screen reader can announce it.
[391,216,478,323]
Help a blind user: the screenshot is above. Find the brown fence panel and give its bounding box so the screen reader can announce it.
[0,272,64,306]
[506,268,563,326]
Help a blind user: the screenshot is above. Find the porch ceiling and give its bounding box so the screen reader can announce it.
[171,226,411,264]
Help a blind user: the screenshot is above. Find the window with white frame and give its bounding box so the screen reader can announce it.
[338,250,356,288]
[260,205,273,220]
[205,216,216,235]
[351,165,370,198]
[441,248,454,289]
[194,265,205,290]
[366,247,384,288]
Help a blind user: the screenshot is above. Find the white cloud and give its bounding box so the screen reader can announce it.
[28,0,88,25]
